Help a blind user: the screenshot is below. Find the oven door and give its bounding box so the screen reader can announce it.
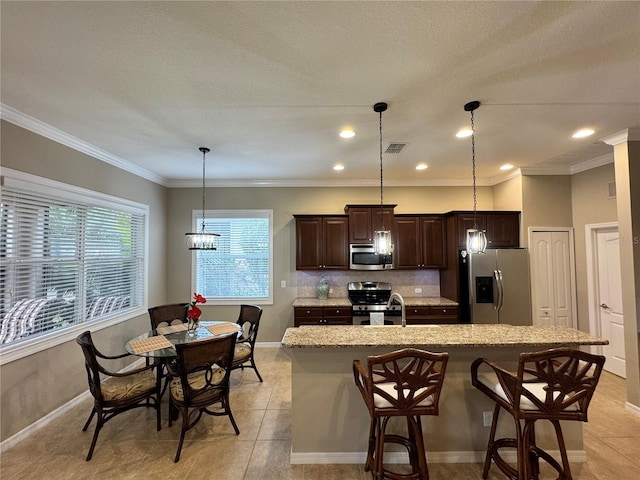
[352,308,401,325]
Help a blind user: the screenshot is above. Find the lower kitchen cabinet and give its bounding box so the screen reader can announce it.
[294,306,352,326]
[405,305,459,324]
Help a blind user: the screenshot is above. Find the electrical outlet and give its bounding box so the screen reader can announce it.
[483,411,493,427]
[414,287,422,294]
[329,288,333,294]
[281,280,286,288]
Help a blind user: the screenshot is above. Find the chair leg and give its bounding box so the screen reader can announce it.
[482,403,501,479]
[551,419,573,480]
[82,407,96,432]
[251,356,263,382]
[85,412,104,461]
[174,406,189,462]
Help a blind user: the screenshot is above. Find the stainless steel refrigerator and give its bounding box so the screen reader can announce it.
[459,248,532,325]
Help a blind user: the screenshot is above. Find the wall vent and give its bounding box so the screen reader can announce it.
[385,143,408,154]
[608,181,616,198]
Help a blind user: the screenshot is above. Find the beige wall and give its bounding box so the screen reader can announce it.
[521,175,573,247]
[165,185,495,344]
[0,121,169,442]
[570,164,617,332]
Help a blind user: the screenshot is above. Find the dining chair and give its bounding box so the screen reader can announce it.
[76,330,161,461]
[147,303,189,329]
[167,332,239,462]
[471,347,605,480]
[147,303,190,395]
[231,304,263,382]
[353,348,449,480]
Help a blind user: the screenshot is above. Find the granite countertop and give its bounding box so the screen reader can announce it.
[281,324,608,349]
[292,296,457,308]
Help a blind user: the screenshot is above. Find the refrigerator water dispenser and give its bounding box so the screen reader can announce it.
[475,276,493,303]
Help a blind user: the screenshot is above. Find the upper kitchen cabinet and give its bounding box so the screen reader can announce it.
[446,211,520,249]
[345,204,396,244]
[394,215,446,269]
[294,215,349,270]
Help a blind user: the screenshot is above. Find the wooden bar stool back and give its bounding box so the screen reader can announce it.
[471,347,605,480]
[353,348,449,480]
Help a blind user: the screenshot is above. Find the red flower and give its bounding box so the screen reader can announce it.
[188,293,206,320]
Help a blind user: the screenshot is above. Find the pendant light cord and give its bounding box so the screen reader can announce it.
[199,147,209,234]
[471,109,478,229]
[379,108,384,228]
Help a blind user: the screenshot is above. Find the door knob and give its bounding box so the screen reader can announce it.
[600,303,609,309]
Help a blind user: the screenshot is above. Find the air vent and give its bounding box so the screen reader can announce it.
[608,181,616,198]
[385,143,408,154]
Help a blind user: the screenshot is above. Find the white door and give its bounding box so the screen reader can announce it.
[530,230,575,327]
[596,229,626,377]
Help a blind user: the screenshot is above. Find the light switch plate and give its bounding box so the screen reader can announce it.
[414,287,422,294]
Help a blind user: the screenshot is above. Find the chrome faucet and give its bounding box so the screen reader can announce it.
[387,292,406,327]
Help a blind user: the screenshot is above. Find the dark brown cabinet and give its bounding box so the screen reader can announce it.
[294,215,349,270]
[345,204,396,244]
[394,215,446,269]
[405,305,459,324]
[294,306,352,326]
[447,211,520,249]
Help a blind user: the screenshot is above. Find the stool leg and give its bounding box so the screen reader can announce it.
[374,417,391,480]
[411,415,429,480]
[551,419,573,480]
[365,416,376,473]
[482,403,501,479]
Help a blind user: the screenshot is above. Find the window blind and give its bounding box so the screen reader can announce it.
[194,210,272,303]
[0,174,146,346]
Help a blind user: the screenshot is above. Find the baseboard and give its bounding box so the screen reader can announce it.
[255,342,282,348]
[289,449,587,465]
[625,401,640,417]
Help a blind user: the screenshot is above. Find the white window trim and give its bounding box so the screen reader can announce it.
[190,209,274,305]
[0,167,149,365]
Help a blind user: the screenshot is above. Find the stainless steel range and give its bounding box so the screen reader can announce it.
[347,281,402,325]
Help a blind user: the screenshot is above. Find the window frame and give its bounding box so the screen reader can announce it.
[0,168,149,365]
[190,209,273,305]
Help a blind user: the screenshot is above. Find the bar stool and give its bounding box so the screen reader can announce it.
[471,348,605,480]
[353,348,449,480]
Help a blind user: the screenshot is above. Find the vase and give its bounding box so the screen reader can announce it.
[316,275,329,300]
[187,317,200,336]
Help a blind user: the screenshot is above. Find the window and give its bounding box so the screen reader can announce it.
[193,210,272,304]
[0,169,148,358]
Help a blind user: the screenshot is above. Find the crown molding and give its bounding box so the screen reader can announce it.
[0,104,168,186]
[600,127,640,146]
[569,153,613,174]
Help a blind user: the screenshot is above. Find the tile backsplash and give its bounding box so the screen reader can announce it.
[296,270,440,298]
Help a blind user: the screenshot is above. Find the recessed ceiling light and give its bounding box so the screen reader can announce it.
[456,128,473,138]
[416,163,428,170]
[500,164,514,171]
[339,128,356,139]
[333,164,345,171]
[572,128,595,139]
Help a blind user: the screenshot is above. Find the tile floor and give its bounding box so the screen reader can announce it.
[1,347,640,479]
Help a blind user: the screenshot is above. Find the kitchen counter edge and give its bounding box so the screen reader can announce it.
[281,324,608,349]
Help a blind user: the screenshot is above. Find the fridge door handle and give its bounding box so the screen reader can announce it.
[494,269,504,311]
[493,270,500,310]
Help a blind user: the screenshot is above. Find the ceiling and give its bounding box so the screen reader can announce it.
[2,1,639,187]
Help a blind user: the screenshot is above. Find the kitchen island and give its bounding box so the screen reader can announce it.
[281,324,607,465]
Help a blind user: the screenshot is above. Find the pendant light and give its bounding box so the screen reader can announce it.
[373,102,392,255]
[185,147,220,250]
[464,101,487,254]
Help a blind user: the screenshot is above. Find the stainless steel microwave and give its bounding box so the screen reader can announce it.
[349,244,394,270]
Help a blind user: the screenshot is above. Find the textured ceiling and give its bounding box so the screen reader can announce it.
[1,1,639,187]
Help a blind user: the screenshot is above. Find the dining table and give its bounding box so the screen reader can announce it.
[125,320,241,358]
